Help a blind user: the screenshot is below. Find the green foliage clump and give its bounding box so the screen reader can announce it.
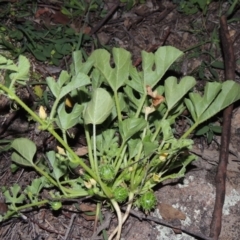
[1,46,240,239]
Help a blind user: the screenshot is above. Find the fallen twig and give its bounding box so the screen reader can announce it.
[91,212,112,240]
[209,15,235,239]
[122,207,213,240]
[63,213,76,240]
[90,3,120,36]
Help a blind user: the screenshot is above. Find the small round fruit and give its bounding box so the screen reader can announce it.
[51,201,62,210]
[99,164,115,182]
[114,187,128,203]
[139,192,157,211]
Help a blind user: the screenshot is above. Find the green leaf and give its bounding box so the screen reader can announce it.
[25,176,46,202]
[47,70,90,100]
[142,46,183,88]
[96,129,116,153]
[124,85,140,108]
[10,55,30,82]
[119,118,147,142]
[0,57,18,71]
[128,139,142,159]
[160,155,196,182]
[46,151,67,180]
[211,125,222,133]
[46,77,61,98]
[91,68,104,90]
[207,131,214,144]
[160,119,174,141]
[196,81,240,124]
[166,138,193,152]
[126,65,144,94]
[0,139,12,153]
[11,138,36,167]
[211,60,224,69]
[57,102,84,130]
[165,76,196,111]
[195,125,210,135]
[4,183,25,205]
[184,98,196,121]
[89,48,131,92]
[187,82,222,120]
[63,72,91,99]
[58,70,70,88]
[143,135,158,157]
[0,55,10,64]
[84,88,114,124]
[71,50,94,75]
[33,50,47,61]
[166,102,185,124]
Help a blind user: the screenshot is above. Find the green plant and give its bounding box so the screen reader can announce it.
[61,0,105,18]
[173,0,212,15]
[0,1,100,63]
[0,21,93,65]
[195,123,222,144]
[120,0,145,10]
[173,0,240,17]
[1,46,240,239]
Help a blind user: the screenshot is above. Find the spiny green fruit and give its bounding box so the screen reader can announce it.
[114,187,128,203]
[139,192,157,211]
[99,164,115,182]
[50,201,62,210]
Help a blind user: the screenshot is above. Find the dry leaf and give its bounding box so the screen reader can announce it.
[146,85,165,107]
[56,146,66,155]
[79,203,96,221]
[158,203,186,221]
[79,203,96,212]
[75,146,88,156]
[158,203,185,234]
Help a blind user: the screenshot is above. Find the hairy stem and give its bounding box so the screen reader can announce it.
[109,192,134,239]
[108,200,123,240]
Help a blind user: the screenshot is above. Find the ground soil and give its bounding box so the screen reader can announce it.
[1,0,240,239]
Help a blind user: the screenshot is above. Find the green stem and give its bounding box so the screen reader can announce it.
[151,110,169,142]
[183,40,211,53]
[9,79,17,92]
[56,180,67,196]
[109,192,134,239]
[0,84,95,179]
[34,163,86,196]
[109,200,122,240]
[0,84,114,198]
[181,121,198,139]
[94,124,113,199]
[226,0,239,17]
[135,93,147,118]
[135,111,149,163]
[114,91,122,122]
[84,123,95,170]
[33,164,58,186]
[3,200,49,220]
[0,84,45,125]
[93,124,97,172]
[49,97,60,120]
[114,143,127,173]
[62,129,68,145]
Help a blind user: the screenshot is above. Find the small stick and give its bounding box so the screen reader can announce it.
[63,213,76,240]
[91,212,112,239]
[123,207,213,240]
[90,3,120,35]
[209,15,235,239]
